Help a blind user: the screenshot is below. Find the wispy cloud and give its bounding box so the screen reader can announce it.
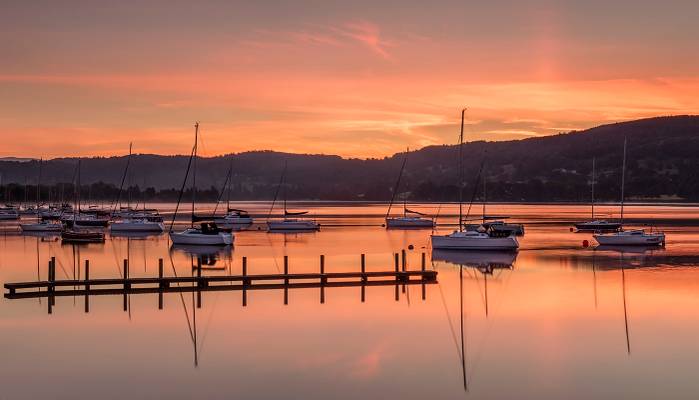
[332,21,393,59]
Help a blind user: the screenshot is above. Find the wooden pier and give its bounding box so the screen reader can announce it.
[4,253,438,313]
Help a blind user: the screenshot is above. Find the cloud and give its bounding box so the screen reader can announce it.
[333,21,393,60]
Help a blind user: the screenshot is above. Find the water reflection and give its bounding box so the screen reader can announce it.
[2,204,699,399]
[170,244,233,267]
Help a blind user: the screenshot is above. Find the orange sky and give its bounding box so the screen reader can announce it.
[1,1,698,158]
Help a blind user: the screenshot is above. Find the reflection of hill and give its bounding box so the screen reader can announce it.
[540,247,699,270]
[1,116,699,201]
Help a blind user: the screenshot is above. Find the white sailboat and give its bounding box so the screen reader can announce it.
[431,108,519,251]
[385,150,434,229]
[593,138,665,246]
[575,157,622,232]
[266,162,319,232]
[195,159,253,229]
[61,160,106,244]
[21,158,63,233]
[169,123,233,246]
[109,143,164,233]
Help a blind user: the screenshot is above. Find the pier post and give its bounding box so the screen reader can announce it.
[84,260,90,313]
[196,257,202,309]
[284,256,289,285]
[401,249,406,271]
[158,258,164,310]
[421,252,426,300]
[320,254,325,304]
[50,257,56,307]
[123,259,130,290]
[242,256,248,307]
[122,259,129,312]
[360,254,366,281]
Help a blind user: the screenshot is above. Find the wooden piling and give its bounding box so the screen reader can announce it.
[158,258,164,309]
[242,256,248,307]
[123,259,130,289]
[320,254,325,303]
[401,249,406,271]
[196,257,202,308]
[84,260,90,313]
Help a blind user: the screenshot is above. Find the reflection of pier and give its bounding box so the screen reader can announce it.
[5,253,438,313]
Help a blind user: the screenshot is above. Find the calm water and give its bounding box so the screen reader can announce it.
[1,203,699,399]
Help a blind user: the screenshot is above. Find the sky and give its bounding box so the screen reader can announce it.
[1,0,698,158]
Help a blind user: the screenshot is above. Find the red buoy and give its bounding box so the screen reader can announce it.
[582,240,589,248]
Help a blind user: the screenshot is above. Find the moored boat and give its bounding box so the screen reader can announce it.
[267,218,320,231]
[20,221,63,232]
[431,108,519,252]
[594,229,665,246]
[110,218,164,232]
[170,222,233,245]
[592,138,666,246]
[168,122,234,246]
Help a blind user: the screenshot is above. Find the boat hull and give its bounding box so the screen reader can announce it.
[431,234,519,250]
[20,223,63,232]
[385,217,434,229]
[169,231,233,245]
[593,232,665,246]
[110,221,164,232]
[575,222,622,232]
[267,221,320,231]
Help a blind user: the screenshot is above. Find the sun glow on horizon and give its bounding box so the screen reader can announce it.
[1,1,697,158]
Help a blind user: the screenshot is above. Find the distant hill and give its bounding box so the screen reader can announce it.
[1,115,698,202]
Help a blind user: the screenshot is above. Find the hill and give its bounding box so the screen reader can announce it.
[0,115,698,202]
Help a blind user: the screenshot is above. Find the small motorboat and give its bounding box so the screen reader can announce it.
[575,220,621,232]
[20,221,63,232]
[482,220,525,236]
[61,230,105,244]
[170,222,234,246]
[214,209,253,228]
[110,218,164,232]
[385,215,435,228]
[267,218,320,231]
[0,207,20,220]
[593,229,665,246]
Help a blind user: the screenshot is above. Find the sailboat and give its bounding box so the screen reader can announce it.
[593,138,665,246]
[61,160,105,244]
[194,159,253,229]
[431,109,519,251]
[109,143,164,233]
[385,150,435,229]
[21,158,63,232]
[475,175,525,236]
[169,123,233,246]
[266,162,319,231]
[575,157,622,232]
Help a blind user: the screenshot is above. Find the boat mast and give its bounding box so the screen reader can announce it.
[482,170,486,225]
[591,157,596,220]
[113,142,133,214]
[458,108,466,232]
[36,158,42,216]
[620,138,627,224]
[385,149,408,220]
[191,122,199,228]
[75,160,81,224]
[168,123,198,231]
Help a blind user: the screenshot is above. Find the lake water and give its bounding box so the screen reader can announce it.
[1,203,698,399]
